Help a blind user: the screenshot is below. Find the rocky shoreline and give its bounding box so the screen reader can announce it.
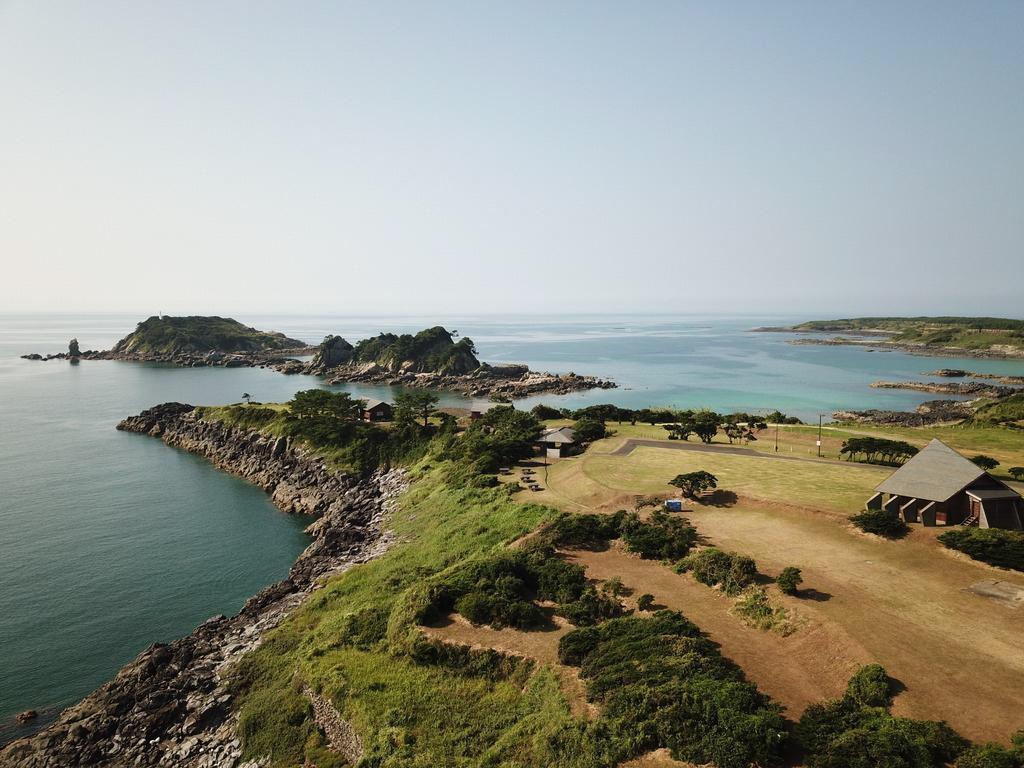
[870,380,1021,398]
[23,344,616,398]
[0,403,406,768]
[833,399,975,426]
[321,361,616,397]
[784,336,1024,360]
[21,347,318,374]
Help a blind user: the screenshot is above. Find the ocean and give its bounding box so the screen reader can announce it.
[2,312,1022,742]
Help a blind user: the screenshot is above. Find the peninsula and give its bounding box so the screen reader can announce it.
[754,316,1024,359]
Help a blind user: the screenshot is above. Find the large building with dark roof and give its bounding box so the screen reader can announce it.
[865,439,1022,530]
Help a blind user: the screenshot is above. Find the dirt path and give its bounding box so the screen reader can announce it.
[421,614,598,720]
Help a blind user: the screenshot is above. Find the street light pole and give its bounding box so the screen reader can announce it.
[817,414,823,458]
[774,423,779,453]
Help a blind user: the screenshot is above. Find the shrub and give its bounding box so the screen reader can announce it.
[676,548,757,596]
[621,510,698,560]
[797,665,968,768]
[1008,467,1024,481]
[546,511,625,549]
[637,593,655,611]
[938,528,1024,571]
[557,612,788,768]
[776,566,803,595]
[556,586,625,627]
[850,509,909,538]
[844,663,891,707]
[954,743,1021,768]
[733,587,794,634]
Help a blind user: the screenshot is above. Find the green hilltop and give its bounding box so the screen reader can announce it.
[111,316,306,355]
[345,326,481,375]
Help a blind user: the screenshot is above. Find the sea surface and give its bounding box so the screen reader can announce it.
[2,312,1023,743]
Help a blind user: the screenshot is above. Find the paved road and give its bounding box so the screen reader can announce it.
[608,438,857,467]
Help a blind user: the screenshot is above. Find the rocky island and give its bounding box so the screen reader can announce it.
[303,326,615,397]
[23,318,615,397]
[22,316,315,369]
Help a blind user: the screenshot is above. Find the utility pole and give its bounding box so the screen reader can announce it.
[775,423,779,453]
[817,414,823,457]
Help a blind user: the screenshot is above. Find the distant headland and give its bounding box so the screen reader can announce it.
[753,316,1024,359]
[21,316,615,398]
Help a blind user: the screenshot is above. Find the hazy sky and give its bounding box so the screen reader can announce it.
[1,1,1021,316]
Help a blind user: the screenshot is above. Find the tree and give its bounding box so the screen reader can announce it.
[289,389,362,421]
[394,390,440,429]
[776,567,803,596]
[669,470,718,498]
[970,454,999,471]
[839,437,918,465]
[242,392,252,404]
[1009,467,1024,481]
[691,410,724,443]
[723,421,758,444]
[573,418,607,443]
[637,593,655,611]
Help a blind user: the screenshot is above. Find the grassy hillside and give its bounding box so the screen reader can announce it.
[111,316,306,355]
[791,316,1024,353]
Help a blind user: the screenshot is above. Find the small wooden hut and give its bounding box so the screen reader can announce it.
[360,398,393,422]
[537,426,576,458]
[864,439,1022,529]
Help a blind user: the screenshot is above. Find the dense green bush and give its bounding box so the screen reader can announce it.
[955,742,1023,768]
[850,509,910,538]
[621,510,698,560]
[776,566,803,595]
[545,511,625,549]
[938,528,1024,571]
[557,586,626,626]
[573,417,608,443]
[797,665,967,768]
[676,547,758,596]
[636,593,655,611]
[556,611,788,768]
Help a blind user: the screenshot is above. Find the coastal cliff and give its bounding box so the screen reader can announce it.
[0,404,406,768]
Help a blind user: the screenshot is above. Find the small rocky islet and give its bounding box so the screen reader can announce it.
[22,316,615,398]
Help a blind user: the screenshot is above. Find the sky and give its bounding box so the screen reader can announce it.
[1,1,1022,317]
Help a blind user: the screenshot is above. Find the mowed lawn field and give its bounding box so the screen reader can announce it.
[513,432,1024,743]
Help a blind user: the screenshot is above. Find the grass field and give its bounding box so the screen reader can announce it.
[568,419,1024,476]
[521,432,1024,743]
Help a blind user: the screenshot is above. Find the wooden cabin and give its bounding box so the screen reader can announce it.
[537,426,576,458]
[864,439,1022,530]
[360,398,393,422]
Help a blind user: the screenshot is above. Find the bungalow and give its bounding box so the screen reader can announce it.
[537,426,576,458]
[864,439,1022,530]
[360,398,393,422]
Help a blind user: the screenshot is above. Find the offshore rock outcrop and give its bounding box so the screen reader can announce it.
[833,399,975,426]
[0,403,406,768]
[324,361,616,397]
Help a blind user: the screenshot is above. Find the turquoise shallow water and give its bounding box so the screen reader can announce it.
[1,313,1022,743]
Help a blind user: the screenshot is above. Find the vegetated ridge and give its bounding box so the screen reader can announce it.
[756,316,1024,358]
